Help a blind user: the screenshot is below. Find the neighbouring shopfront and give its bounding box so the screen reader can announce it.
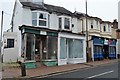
[92,36,117,61]
[21,27,58,68]
[92,36,104,61]
[108,39,117,59]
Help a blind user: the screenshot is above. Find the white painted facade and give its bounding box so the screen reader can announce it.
[117,39,120,54]
[3,32,19,62]
[118,1,120,29]
[3,0,86,65]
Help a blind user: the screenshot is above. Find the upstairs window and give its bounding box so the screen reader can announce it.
[59,18,62,29]
[32,12,48,27]
[39,13,47,26]
[96,20,98,29]
[32,12,37,26]
[104,25,106,32]
[64,18,70,29]
[91,20,93,29]
[108,25,111,32]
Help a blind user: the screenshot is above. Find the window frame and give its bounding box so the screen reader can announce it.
[108,24,111,32]
[64,17,70,30]
[58,16,71,31]
[32,11,49,27]
[103,25,106,32]
[91,19,94,29]
[5,39,14,48]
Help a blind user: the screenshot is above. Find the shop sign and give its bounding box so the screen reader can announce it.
[47,32,58,36]
[104,39,108,45]
[40,31,47,35]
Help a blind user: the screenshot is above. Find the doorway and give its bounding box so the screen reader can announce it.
[35,35,46,62]
[103,45,109,59]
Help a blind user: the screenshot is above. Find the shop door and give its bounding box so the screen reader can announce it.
[35,36,41,62]
[103,45,109,59]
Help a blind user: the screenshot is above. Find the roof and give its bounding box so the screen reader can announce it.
[74,11,102,21]
[102,21,112,24]
[20,1,73,16]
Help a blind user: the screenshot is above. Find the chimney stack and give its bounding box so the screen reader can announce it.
[32,0,44,5]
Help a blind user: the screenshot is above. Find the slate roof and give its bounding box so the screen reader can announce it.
[74,11,102,21]
[20,1,73,16]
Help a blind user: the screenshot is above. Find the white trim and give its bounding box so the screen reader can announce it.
[32,11,49,28]
[58,16,72,31]
[91,40,94,61]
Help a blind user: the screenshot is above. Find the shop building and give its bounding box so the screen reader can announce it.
[74,12,117,61]
[2,0,86,67]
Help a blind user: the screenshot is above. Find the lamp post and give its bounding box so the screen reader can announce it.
[85,0,89,62]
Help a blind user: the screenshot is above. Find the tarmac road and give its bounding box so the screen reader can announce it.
[45,61,119,79]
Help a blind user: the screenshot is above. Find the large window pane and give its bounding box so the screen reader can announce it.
[32,20,37,26]
[39,13,46,19]
[73,39,83,58]
[59,18,62,29]
[68,39,74,58]
[60,38,67,59]
[48,36,58,59]
[39,20,46,26]
[64,18,70,29]
[26,34,35,60]
[32,12,37,20]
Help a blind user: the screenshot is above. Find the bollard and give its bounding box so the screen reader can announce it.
[21,63,26,76]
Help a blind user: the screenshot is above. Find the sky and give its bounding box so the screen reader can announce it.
[0,0,120,32]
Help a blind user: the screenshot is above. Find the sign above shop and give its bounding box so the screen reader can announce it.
[104,39,108,45]
[40,31,47,35]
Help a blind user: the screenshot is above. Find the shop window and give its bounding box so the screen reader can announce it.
[68,39,83,58]
[48,36,58,59]
[5,39,14,48]
[26,34,35,60]
[68,39,74,58]
[73,39,83,58]
[60,38,67,59]
[94,46,98,54]
[109,46,116,54]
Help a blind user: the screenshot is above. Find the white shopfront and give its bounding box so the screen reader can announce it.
[58,32,86,66]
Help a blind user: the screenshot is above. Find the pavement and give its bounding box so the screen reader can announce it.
[2,59,119,79]
[48,61,118,78]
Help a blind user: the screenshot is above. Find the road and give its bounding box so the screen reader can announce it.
[44,61,119,79]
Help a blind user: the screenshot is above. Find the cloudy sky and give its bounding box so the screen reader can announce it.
[0,0,120,32]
